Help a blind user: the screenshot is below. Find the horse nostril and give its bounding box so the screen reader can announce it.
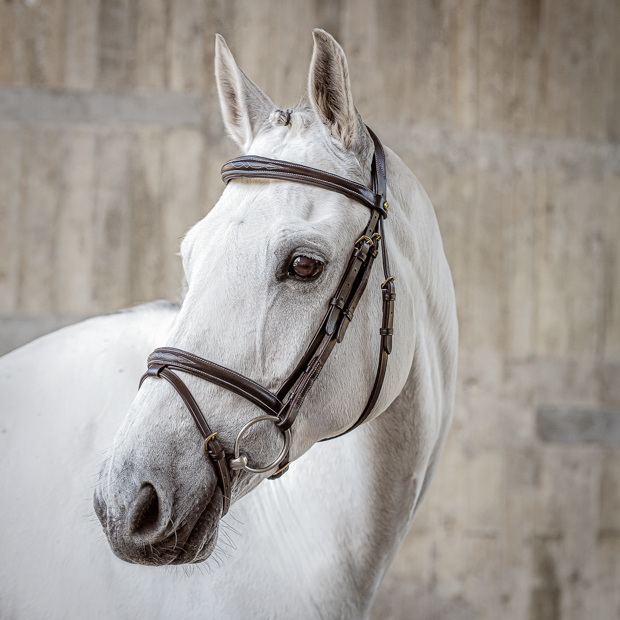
[128,483,160,535]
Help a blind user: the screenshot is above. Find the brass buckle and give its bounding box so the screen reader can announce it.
[371,233,381,243]
[270,463,290,478]
[355,235,373,247]
[204,432,218,450]
[382,276,395,288]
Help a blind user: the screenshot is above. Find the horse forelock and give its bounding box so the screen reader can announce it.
[249,107,373,186]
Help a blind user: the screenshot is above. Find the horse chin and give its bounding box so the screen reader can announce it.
[162,491,222,566]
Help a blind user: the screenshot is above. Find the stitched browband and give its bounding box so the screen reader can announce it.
[221,157,389,218]
[141,126,395,516]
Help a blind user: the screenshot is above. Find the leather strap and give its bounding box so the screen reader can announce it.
[144,348,283,418]
[139,361,232,515]
[140,124,394,498]
[222,157,388,218]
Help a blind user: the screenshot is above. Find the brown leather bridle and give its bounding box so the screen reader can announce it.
[139,126,395,516]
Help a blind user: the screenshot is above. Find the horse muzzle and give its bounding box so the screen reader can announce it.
[93,467,223,566]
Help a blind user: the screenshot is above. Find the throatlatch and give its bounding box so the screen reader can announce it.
[140,126,394,516]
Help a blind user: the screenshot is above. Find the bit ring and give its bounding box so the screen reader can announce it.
[228,415,291,474]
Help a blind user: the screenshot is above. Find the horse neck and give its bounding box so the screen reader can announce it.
[226,366,424,606]
[223,151,456,601]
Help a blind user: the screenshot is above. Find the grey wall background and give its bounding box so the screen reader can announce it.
[1,1,619,618]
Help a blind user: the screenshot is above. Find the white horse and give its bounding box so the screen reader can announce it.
[0,30,457,619]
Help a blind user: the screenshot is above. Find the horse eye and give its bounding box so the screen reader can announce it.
[289,255,324,279]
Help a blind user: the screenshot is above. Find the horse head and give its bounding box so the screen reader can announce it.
[94,30,416,566]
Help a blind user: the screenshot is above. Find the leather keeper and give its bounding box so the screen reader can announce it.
[373,194,388,216]
[139,363,165,387]
[335,309,354,343]
[206,444,227,462]
[381,280,396,354]
[382,281,396,301]
[147,363,165,377]
[329,296,346,310]
[275,397,297,431]
[324,306,340,336]
[352,245,369,261]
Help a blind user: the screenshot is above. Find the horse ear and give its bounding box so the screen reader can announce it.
[308,29,366,152]
[215,34,275,151]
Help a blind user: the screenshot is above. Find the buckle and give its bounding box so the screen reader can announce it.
[354,235,373,247]
[268,463,290,480]
[204,432,218,450]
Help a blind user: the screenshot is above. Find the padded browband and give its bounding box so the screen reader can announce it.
[221,157,388,217]
[141,125,394,516]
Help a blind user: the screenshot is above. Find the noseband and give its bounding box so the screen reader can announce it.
[140,127,395,515]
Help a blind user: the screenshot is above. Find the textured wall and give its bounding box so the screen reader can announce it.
[1,1,619,618]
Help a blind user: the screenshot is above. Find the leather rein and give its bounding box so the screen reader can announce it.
[139,126,395,516]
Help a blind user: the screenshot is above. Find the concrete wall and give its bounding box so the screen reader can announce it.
[1,1,619,618]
